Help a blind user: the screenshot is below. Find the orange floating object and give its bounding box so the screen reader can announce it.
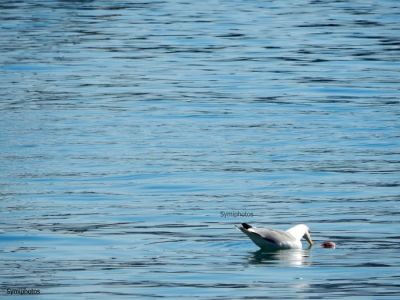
[321,241,336,248]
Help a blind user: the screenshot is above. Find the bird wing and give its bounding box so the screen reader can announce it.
[250,227,297,246]
[238,225,298,250]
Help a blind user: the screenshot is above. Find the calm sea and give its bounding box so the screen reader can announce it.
[1,0,400,299]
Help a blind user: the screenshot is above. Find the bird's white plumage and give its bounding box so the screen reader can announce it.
[238,223,313,250]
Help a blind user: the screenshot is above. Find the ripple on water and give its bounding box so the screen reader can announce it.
[1,0,400,299]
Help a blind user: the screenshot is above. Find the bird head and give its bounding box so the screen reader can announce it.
[303,226,313,247]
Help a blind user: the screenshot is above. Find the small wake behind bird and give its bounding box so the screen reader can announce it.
[237,223,313,251]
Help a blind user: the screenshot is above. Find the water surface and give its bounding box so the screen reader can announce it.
[1,0,400,299]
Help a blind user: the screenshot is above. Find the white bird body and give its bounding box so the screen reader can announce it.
[238,223,313,251]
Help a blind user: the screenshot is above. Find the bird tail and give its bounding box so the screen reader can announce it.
[241,223,252,229]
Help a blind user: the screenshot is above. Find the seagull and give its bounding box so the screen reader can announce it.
[238,223,313,251]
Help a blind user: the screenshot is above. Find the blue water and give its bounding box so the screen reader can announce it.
[1,0,400,299]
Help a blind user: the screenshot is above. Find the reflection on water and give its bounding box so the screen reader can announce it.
[249,249,312,267]
[1,0,400,299]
